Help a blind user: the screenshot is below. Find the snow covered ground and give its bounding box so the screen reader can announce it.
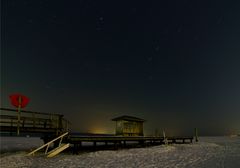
[0,136,240,168]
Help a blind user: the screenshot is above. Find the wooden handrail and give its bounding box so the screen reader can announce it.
[1,107,70,135]
[0,107,61,116]
[27,132,69,156]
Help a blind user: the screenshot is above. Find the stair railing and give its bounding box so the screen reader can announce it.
[27,132,69,156]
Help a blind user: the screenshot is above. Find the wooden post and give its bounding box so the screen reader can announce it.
[73,144,77,154]
[58,115,63,133]
[50,114,53,128]
[33,113,36,127]
[17,97,22,135]
[56,115,58,130]
[194,128,199,142]
[44,121,47,128]
[22,119,25,127]
[10,119,13,136]
[72,143,80,155]
[163,130,168,145]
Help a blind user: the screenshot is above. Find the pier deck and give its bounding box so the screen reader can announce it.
[68,135,193,143]
[68,134,194,154]
[0,107,70,136]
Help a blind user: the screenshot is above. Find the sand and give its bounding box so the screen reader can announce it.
[0,136,240,168]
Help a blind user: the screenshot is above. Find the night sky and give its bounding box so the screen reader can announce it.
[1,0,240,136]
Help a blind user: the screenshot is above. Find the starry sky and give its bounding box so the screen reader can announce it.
[1,0,240,136]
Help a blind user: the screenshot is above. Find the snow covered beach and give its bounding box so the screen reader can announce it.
[1,136,240,168]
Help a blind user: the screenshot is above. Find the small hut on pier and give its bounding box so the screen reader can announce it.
[112,115,145,136]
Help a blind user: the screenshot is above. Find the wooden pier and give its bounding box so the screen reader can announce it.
[68,135,193,154]
[1,107,194,157]
[68,135,193,144]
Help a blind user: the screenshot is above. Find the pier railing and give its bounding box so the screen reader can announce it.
[0,107,70,135]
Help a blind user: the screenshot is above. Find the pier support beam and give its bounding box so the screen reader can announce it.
[73,144,78,154]
[123,141,126,147]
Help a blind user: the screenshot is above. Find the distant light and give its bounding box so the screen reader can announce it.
[90,127,108,134]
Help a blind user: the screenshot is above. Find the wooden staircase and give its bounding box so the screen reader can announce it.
[47,143,70,157]
[27,132,70,157]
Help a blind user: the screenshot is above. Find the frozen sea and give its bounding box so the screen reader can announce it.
[0,136,240,168]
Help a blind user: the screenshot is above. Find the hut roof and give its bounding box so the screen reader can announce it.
[112,115,145,122]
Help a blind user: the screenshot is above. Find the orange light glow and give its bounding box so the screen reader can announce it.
[89,127,108,134]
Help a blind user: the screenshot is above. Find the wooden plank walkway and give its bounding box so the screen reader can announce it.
[68,135,193,143]
[68,135,193,144]
[68,135,194,154]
